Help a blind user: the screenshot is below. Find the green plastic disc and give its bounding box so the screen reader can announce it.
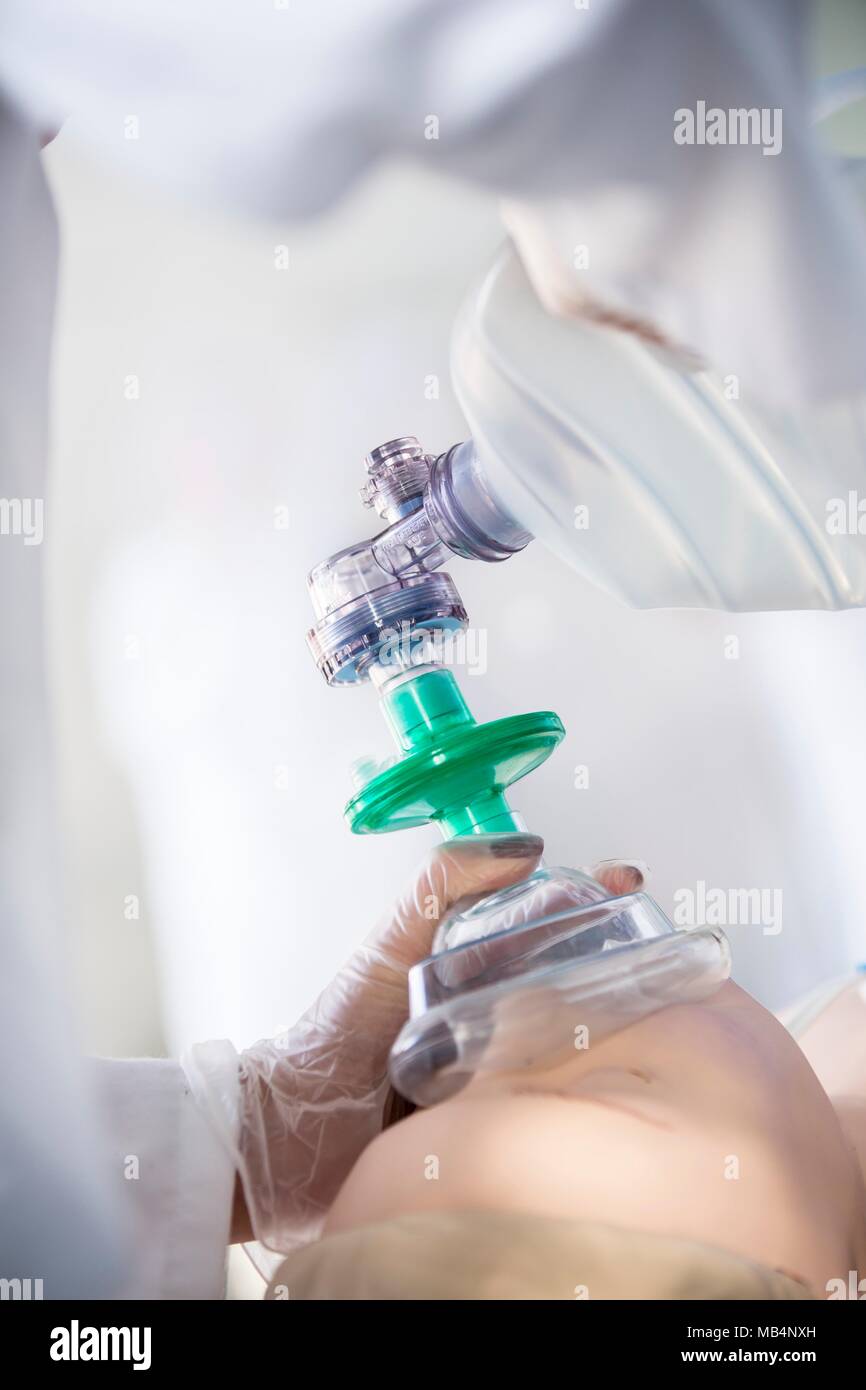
[344,710,565,835]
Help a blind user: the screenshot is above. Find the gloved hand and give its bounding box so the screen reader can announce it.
[231,832,546,1250]
[189,832,644,1252]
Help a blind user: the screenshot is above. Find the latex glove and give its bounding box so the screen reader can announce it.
[231,832,550,1251]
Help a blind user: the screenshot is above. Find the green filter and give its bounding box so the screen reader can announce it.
[344,667,564,837]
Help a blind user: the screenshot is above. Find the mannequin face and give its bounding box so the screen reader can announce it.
[325,982,866,1295]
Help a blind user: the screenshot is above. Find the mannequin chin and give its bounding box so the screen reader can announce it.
[325,982,866,1297]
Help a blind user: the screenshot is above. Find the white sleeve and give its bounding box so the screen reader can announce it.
[0,108,238,1301]
[88,1042,241,1300]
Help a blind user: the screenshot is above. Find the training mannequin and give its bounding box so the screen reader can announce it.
[315,978,866,1299]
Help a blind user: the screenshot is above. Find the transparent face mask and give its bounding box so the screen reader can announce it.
[389,868,731,1106]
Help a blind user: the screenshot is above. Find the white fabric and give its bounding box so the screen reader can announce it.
[0,100,238,1295]
[0,94,129,1298]
[88,1049,240,1299]
[0,0,864,406]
